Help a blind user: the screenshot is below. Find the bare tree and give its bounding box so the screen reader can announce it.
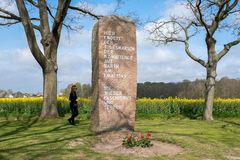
[148,0,240,120]
[0,0,101,118]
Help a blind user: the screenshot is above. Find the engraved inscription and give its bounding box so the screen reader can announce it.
[102,30,135,111]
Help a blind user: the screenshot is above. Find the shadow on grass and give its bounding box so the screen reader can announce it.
[0,124,66,143]
[0,118,39,138]
[0,153,9,160]
[0,133,93,152]
[0,121,10,128]
[0,133,95,160]
[0,119,91,143]
[223,120,240,127]
[0,118,95,159]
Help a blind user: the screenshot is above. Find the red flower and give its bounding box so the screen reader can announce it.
[146,133,152,137]
[128,136,133,140]
[141,135,144,139]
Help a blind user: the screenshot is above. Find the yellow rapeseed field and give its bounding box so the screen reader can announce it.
[0,97,239,117]
[1,97,240,103]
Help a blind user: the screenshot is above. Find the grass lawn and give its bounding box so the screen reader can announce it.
[0,115,239,160]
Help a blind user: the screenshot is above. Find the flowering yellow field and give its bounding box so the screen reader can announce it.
[0,97,240,117]
[1,97,240,103]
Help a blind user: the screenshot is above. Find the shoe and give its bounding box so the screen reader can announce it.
[68,118,72,125]
[72,120,75,125]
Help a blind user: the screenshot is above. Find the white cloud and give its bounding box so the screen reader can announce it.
[58,29,92,89]
[90,3,115,15]
[0,0,18,14]
[60,29,91,49]
[58,51,91,84]
[138,48,177,63]
[136,28,205,83]
[217,47,240,79]
[144,0,195,45]
[137,49,206,83]
[15,48,34,63]
[163,0,192,18]
[76,2,115,16]
[0,48,42,93]
[0,46,92,92]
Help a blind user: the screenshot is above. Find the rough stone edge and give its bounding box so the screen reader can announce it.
[91,21,100,132]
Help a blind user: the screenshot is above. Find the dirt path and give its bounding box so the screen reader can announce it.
[92,130,183,157]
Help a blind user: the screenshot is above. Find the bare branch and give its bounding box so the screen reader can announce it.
[1,6,19,26]
[69,5,102,20]
[217,38,240,61]
[196,0,211,35]
[208,0,229,35]
[0,14,18,20]
[209,0,239,35]
[184,35,207,67]
[112,0,124,14]
[0,21,20,26]
[226,0,239,12]
[46,6,55,19]
[30,17,40,21]
[207,0,220,6]
[26,0,39,7]
[38,0,51,56]
[220,0,239,19]
[183,21,207,67]
[62,22,83,32]
[0,8,21,21]
[32,23,40,31]
[148,17,207,67]
[51,0,71,43]
[228,8,240,14]
[214,0,228,21]
[46,5,81,32]
[0,7,40,27]
[15,0,46,68]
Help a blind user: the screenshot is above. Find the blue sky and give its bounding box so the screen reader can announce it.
[0,0,240,93]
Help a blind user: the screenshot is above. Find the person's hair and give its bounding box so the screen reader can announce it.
[71,85,77,93]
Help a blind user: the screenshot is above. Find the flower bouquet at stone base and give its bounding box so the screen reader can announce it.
[122,132,153,148]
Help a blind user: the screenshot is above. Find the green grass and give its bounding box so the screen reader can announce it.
[0,115,239,160]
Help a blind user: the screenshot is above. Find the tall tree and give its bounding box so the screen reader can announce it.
[0,0,101,118]
[148,0,240,120]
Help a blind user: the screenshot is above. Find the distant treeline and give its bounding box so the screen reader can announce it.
[62,77,240,99]
[62,82,91,98]
[137,77,240,99]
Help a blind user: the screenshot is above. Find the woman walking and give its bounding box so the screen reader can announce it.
[68,85,79,125]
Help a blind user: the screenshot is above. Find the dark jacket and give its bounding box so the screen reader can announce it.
[69,91,77,105]
[69,91,78,117]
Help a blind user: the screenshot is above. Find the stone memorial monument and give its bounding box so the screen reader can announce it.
[91,16,137,133]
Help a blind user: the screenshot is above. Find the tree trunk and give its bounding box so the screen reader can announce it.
[203,66,217,121]
[40,62,58,118]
